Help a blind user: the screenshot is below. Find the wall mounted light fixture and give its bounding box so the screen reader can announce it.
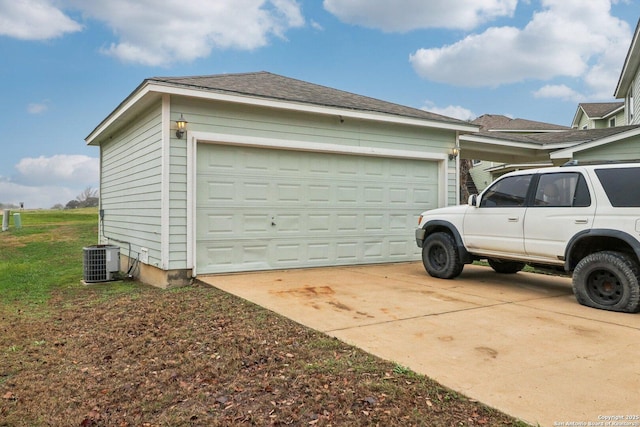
[175,114,188,139]
[449,145,460,161]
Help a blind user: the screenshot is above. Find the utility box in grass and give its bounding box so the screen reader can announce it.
[83,245,120,283]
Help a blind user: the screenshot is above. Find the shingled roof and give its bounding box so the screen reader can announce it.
[577,102,624,118]
[149,71,470,126]
[472,114,570,132]
[473,125,640,146]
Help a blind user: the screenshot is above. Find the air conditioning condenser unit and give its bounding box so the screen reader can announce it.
[83,245,120,283]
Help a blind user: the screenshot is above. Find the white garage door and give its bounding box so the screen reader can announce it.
[196,143,438,274]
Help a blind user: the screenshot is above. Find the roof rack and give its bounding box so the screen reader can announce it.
[561,159,640,167]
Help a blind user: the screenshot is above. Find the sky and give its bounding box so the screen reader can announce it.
[0,0,638,209]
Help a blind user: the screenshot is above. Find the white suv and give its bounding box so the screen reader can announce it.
[415,162,640,313]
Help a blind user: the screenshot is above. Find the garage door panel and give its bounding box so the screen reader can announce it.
[309,185,331,203]
[364,214,385,231]
[364,187,384,203]
[277,183,302,202]
[196,144,438,274]
[414,188,434,204]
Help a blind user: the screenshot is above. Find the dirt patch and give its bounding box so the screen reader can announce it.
[0,282,527,426]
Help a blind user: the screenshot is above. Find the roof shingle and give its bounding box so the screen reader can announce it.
[472,114,570,132]
[150,71,471,126]
[578,102,624,118]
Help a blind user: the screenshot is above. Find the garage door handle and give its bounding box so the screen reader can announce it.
[508,217,519,222]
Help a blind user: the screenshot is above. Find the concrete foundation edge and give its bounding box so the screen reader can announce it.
[121,254,193,289]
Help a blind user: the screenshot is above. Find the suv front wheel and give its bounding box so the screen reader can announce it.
[572,251,640,313]
[422,232,464,279]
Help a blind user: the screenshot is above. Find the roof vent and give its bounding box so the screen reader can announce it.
[83,245,120,283]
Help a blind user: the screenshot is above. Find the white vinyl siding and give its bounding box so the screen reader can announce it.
[195,143,438,274]
[613,109,626,126]
[100,105,163,265]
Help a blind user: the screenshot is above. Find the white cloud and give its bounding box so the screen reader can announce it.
[0,155,99,208]
[0,0,82,40]
[69,0,305,66]
[409,0,631,99]
[323,0,517,32]
[15,155,99,187]
[422,102,476,121]
[27,100,50,114]
[533,84,584,102]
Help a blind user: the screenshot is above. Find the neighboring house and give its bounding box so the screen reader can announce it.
[551,18,640,162]
[467,115,571,191]
[86,72,477,287]
[615,18,640,126]
[571,102,625,129]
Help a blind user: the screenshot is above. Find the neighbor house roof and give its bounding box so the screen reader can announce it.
[571,102,625,128]
[470,125,640,147]
[472,114,570,133]
[615,18,640,98]
[87,71,478,145]
[576,102,624,118]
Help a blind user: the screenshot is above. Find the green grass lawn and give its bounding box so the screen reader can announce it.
[0,209,101,310]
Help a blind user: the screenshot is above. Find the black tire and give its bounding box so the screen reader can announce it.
[572,251,640,313]
[421,232,464,279]
[488,259,525,274]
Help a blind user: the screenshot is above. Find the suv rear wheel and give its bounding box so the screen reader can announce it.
[422,232,464,279]
[572,251,640,313]
[488,259,525,274]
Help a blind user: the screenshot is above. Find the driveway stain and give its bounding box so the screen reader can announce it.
[475,346,498,359]
[328,300,352,311]
[271,285,335,298]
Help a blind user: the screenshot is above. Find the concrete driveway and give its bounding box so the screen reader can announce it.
[199,262,640,427]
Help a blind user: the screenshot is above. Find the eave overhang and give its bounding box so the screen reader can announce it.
[86,80,479,146]
[614,19,640,98]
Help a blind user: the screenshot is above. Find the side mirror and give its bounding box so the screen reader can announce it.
[468,194,478,207]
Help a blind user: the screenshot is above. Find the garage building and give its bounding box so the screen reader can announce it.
[86,72,477,287]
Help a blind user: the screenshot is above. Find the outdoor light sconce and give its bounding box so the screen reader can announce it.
[175,114,188,139]
[449,145,460,160]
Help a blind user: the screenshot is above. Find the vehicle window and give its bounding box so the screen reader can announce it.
[480,175,532,207]
[596,167,640,207]
[533,172,591,207]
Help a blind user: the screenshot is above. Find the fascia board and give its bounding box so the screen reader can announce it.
[571,106,586,128]
[602,106,625,119]
[85,81,155,145]
[145,82,480,133]
[614,20,640,98]
[486,129,568,133]
[461,134,583,151]
[460,134,543,150]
